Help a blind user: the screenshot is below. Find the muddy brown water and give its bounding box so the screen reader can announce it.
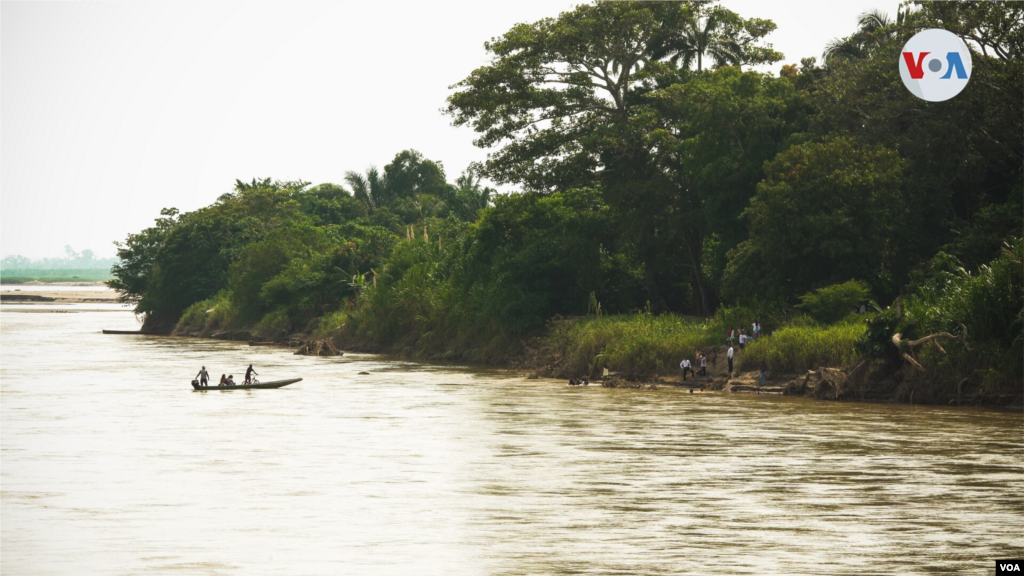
[2,299,1022,575]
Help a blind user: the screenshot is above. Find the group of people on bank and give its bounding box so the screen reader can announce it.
[679,349,716,382]
[678,322,768,385]
[726,322,761,349]
[194,364,258,387]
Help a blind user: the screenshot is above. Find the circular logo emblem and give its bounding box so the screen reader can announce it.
[899,29,972,102]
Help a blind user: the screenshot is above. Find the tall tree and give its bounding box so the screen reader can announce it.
[822,9,902,63]
[657,3,782,71]
[723,138,906,301]
[446,0,782,313]
[911,1,1023,59]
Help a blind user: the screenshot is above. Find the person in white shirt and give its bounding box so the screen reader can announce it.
[679,358,692,380]
[739,332,747,349]
[727,345,735,376]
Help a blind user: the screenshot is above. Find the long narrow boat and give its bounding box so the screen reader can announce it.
[192,378,301,390]
[103,329,170,335]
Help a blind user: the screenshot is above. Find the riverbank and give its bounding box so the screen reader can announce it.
[168,306,1023,408]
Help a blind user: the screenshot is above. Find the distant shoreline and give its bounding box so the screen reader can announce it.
[1,280,109,287]
[0,286,119,304]
[0,272,112,282]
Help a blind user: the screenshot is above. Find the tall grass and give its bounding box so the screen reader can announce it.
[738,320,864,373]
[545,312,726,378]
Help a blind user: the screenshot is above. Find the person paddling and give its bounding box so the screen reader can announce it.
[195,366,210,387]
[245,364,258,384]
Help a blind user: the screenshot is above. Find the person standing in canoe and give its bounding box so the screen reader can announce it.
[195,366,210,387]
[245,364,258,384]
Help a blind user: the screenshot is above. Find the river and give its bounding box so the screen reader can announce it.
[2,301,1022,575]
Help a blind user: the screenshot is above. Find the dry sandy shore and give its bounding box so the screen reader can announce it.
[0,286,120,304]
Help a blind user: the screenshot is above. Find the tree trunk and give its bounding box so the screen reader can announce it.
[683,229,708,317]
[643,265,671,313]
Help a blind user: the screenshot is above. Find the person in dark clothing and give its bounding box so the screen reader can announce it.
[759,360,767,386]
[245,364,258,384]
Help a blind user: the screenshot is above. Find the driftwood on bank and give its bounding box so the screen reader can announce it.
[601,377,658,390]
[294,339,343,356]
[892,322,970,372]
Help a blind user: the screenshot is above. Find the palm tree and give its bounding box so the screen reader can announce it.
[344,167,389,211]
[660,5,744,71]
[823,9,900,63]
[449,170,494,221]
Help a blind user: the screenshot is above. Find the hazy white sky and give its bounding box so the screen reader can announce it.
[1,0,898,259]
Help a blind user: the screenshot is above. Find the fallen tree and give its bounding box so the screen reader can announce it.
[891,322,971,373]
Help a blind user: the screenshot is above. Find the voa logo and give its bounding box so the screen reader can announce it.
[899,28,972,102]
[997,560,1023,575]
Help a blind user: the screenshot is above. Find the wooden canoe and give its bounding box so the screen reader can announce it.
[192,378,301,390]
[103,329,170,335]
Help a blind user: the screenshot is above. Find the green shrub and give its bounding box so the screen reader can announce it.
[903,237,1023,390]
[174,291,236,334]
[313,309,349,339]
[253,308,292,339]
[796,280,870,324]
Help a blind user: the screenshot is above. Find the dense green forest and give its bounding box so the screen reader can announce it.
[111,1,1022,401]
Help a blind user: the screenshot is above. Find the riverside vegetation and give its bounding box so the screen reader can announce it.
[109,1,1023,405]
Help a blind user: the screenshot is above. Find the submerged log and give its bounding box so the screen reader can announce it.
[294,339,343,356]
